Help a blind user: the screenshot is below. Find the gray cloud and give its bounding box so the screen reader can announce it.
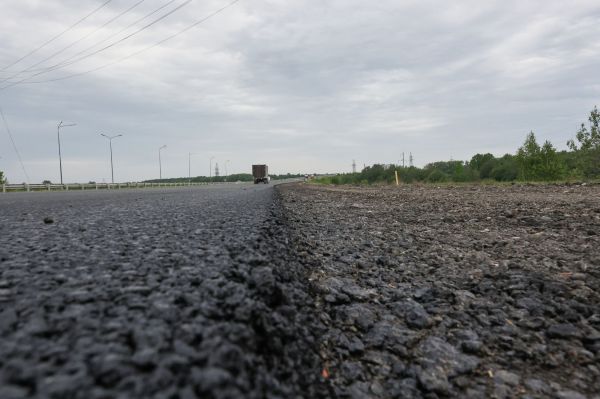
[1,0,599,183]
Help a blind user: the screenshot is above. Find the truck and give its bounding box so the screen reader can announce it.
[252,164,270,184]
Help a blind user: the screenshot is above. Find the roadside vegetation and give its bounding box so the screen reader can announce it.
[317,106,600,185]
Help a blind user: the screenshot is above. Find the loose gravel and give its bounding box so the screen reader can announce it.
[278,183,600,398]
[0,185,327,398]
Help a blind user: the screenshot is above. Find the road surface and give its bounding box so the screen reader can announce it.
[0,183,325,398]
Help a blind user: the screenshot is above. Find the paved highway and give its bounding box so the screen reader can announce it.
[0,183,325,398]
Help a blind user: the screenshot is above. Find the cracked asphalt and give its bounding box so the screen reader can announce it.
[0,183,326,399]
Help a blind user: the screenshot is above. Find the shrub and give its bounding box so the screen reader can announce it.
[427,169,448,183]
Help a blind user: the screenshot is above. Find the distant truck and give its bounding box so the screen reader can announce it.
[252,164,270,184]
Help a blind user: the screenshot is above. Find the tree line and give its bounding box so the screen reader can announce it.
[145,173,305,184]
[320,106,599,185]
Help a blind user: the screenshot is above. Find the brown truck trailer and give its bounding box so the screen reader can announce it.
[252,165,270,184]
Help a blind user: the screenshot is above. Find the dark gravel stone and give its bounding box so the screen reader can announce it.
[0,385,29,399]
[547,324,583,339]
[494,370,520,386]
[524,378,551,394]
[556,390,588,399]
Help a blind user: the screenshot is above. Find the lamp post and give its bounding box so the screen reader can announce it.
[100,133,123,184]
[57,121,76,185]
[159,145,167,180]
[209,156,215,179]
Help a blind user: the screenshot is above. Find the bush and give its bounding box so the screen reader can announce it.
[491,163,517,181]
[479,159,498,179]
[426,169,448,183]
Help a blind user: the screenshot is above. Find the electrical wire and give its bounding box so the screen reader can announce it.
[23,0,178,75]
[0,105,30,183]
[0,0,147,84]
[0,0,194,90]
[0,0,114,72]
[1,0,241,89]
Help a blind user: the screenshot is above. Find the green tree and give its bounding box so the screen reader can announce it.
[537,140,564,180]
[568,106,600,151]
[516,131,542,180]
[479,158,499,179]
[491,154,518,181]
[0,170,5,184]
[469,153,495,172]
[516,132,564,181]
[567,106,600,178]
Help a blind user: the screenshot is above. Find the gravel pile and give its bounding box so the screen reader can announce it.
[278,183,600,398]
[0,186,327,398]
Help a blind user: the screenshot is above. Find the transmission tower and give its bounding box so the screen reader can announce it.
[352,159,356,173]
[409,152,414,167]
[215,162,220,177]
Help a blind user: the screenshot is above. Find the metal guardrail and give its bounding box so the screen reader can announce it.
[1,182,222,193]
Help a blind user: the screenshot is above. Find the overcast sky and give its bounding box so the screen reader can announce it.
[0,0,599,183]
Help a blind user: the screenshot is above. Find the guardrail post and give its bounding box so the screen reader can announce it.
[26,184,30,192]
[65,184,69,191]
[95,183,98,190]
[2,184,5,193]
[82,184,85,190]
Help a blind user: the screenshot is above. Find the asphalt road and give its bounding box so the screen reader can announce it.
[0,183,325,398]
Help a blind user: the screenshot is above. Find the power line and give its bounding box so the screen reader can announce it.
[0,0,194,90]
[22,0,178,76]
[0,0,147,84]
[0,0,114,72]
[1,0,241,89]
[0,106,30,183]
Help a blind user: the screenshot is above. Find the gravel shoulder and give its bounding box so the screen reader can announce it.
[277,183,600,398]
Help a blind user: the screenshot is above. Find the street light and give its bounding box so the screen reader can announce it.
[100,133,123,184]
[57,121,76,185]
[159,145,167,180]
[209,156,215,179]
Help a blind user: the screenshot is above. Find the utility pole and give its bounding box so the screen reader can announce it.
[402,152,405,168]
[209,156,215,179]
[352,160,356,173]
[225,160,230,179]
[100,133,123,184]
[159,145,167,180]
[57,121,76,185]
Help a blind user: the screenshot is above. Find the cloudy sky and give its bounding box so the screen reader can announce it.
[0,0,599,183]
